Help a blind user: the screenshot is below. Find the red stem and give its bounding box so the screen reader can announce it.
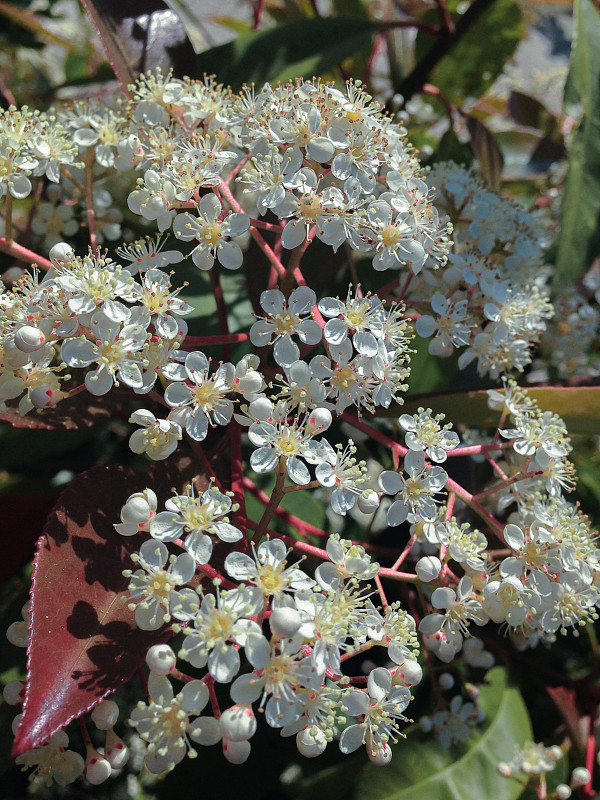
[0,237,52,270]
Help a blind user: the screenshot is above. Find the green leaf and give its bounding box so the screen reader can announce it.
[405,338,460,397]
[415,0,524,103]
[355,667,532,800]
[378,386,600,434]
[195,17,377,90]
[554,0,600,292]
[430,128,474,167]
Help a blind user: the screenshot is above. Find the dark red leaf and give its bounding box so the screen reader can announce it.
[0,390,124,430]
[80,0,198,90]
[12,458,205,756]
[465,114,504,189]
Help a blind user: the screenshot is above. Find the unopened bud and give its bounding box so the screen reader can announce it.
[49,242,75,264]
[219,705,257,742]
[91,699,119,730]
[571,767,591,787]
[30,385,61,409]
[357,489,379,514]
[368,744,392,766]
[497,762,513,777]
[296,727,327,758]
[270,607,301,638]
[14,325,46,353]
[416,556,441,583]
[105,730,129,769]
[391,660,422,687]
[85,748,112,785]
[145,644,176,676]
[555,785,571,799]
[223,738,251,764]
[3,680,25,705]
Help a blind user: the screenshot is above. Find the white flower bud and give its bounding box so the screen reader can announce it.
[416,555,441,582]
[571,767,591,787]
[30,385,61,409]
[105,730,129,769]
[7,620,28,648]
[49,242,75,264]
[419,716,432,733]
[556,785,571,800]
[306,407,332,435]
[3,680,24,705]
[438,672,455,690]
[368,744,392,766]
[497,762,512,777]
[223,738,251,764]
[270,607,301,638]
[85,748,112,785]
[219,705,257,742]
[91,699,119,730]
[296,727,327,758]
[14,325,46,353]
[357,489,379,514]
[12,713,22,735]
[145,644,176,676]
[391,660,422,687]
[547,745,563,762]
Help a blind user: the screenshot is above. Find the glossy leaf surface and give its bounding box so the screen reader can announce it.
[195,17,377,90]
[12,460,204,756]
[355,667,531,800]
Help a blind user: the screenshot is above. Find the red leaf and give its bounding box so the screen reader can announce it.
[0,390,123,430]
[12,459,205,756]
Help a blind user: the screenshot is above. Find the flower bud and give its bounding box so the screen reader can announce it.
[438,672,455,691]
[91,699,119,730]
[223,738,251,764]
[391,660,422,687]
[419,716,432,733]
[3,680,24,705]
[270,607,301,638]
[368,744,392,766]
[49,242,75,264]
[29,385,62,409]
[416,556,441,582]
[555,785,571,800]
[547,745,563,762]
[497,762,513,777]
[14,325,46,353]
[105,730,129,769]
[6,620,28,648]
[306,407,332,435]
[571,767,591,787]
[219,705,257,742]
[145,644,176,676]
[85,748,112,785]
[296,727,327,758]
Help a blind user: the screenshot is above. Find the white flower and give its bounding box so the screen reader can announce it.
[116,235,184,273]
[128,268,193,339]
[318,290,384,357]
[128,410,182,460]
[315,441,370,516]
[173,194,249,270]
[340,667,411,757]
[149,484,243,564]
[431,695,480,748]
[250,287,322,368]
[248,413,329,484]
[416,293,472,357]
[178,586,263,682]
[129,674,219,773]
[127,539,196,630]
[225,539,315,599]
[61,309,147,396]
[419,577,484,660]
[15,729,84,787]
[378,450,448,526]
[314,534,379,590]
[399,408,459,463]
[163,351,234,442]
[230,633,324,728]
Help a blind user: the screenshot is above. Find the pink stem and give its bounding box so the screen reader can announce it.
[181,333,249,347]
[0,237,52,269]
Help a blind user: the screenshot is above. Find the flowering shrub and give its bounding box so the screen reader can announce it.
[0,6,599,797]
